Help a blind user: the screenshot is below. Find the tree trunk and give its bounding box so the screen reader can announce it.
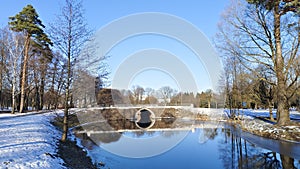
[19,35,30,113]
[11,88,16,114]
[274,1,290,125]
[0,47,3,110]
[61,65,70,142]
[268,100,274,121]
[35,86,40,110]
[61,103,69,141]
[61,29,72,142]
[269,107,274,121]
[280,155,295,169]
[11,66,17,114]
[39,68,46,110]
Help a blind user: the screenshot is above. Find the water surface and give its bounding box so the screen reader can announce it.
[77,121,300,169]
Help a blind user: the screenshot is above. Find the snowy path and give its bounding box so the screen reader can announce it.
[0,111,65,169]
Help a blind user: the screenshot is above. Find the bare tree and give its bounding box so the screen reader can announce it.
[217,0,299,125]
[72,70,97,107]
[49,0,91,141]
[205,89,213,108]
[145,87,155,98]
[0,30,6,109]
[144,87,156,104]
[131,85,145,104]
[0,27,24,113]
[0,28,10,110]
[158,86,176,104]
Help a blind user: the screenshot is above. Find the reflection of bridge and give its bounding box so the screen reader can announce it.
[73,107,228,138]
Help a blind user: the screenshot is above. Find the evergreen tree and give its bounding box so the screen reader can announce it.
[9,4,52,113]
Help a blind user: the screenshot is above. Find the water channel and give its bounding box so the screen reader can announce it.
[74,108,300,169]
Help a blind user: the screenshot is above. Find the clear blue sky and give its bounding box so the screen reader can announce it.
[0,0,230,92]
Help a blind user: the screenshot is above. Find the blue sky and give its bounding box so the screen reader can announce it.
[0,0,230,92]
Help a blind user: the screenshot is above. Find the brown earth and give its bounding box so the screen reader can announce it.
[51,114,99,169]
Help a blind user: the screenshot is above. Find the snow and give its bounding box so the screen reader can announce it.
[225,109,300,143]
[224,109,300,121]
[0,111,66,169]
[0,114,14,118]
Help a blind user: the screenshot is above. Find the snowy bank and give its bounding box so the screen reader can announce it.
[223,109,300,142]
[0,111,66,169]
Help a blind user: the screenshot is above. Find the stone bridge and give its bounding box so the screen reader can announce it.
[73,106,227,132]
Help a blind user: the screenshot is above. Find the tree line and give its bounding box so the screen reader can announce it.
[0,7,54,113]
[94,86,225,108]
[0,0,299,143]
[0,0,105,141]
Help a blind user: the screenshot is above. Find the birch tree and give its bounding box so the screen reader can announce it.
[0,27,24,113]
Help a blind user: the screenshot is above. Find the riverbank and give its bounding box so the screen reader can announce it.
[62,108,300,169]
[51,113,98,169]
[0,110,99,169]
[55,108,300,169]
[57,139,98,169]
[231,116,300,143]
[224,109,300,143]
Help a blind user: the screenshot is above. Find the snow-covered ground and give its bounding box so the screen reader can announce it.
[222,109,300,142]
[0,111,66,169]
[224,109,300,121]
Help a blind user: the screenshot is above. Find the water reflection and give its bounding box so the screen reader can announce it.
[135,108,156,129]
[76,108,177,131]
[219,125,299,169]
[77,124,300,169]
[74,109,299,168]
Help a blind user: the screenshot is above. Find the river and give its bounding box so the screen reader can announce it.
[74,119,300,169]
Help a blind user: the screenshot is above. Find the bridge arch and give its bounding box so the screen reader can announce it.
[135,108,156,129]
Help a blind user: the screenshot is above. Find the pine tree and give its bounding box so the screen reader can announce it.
[9,4,52,113]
